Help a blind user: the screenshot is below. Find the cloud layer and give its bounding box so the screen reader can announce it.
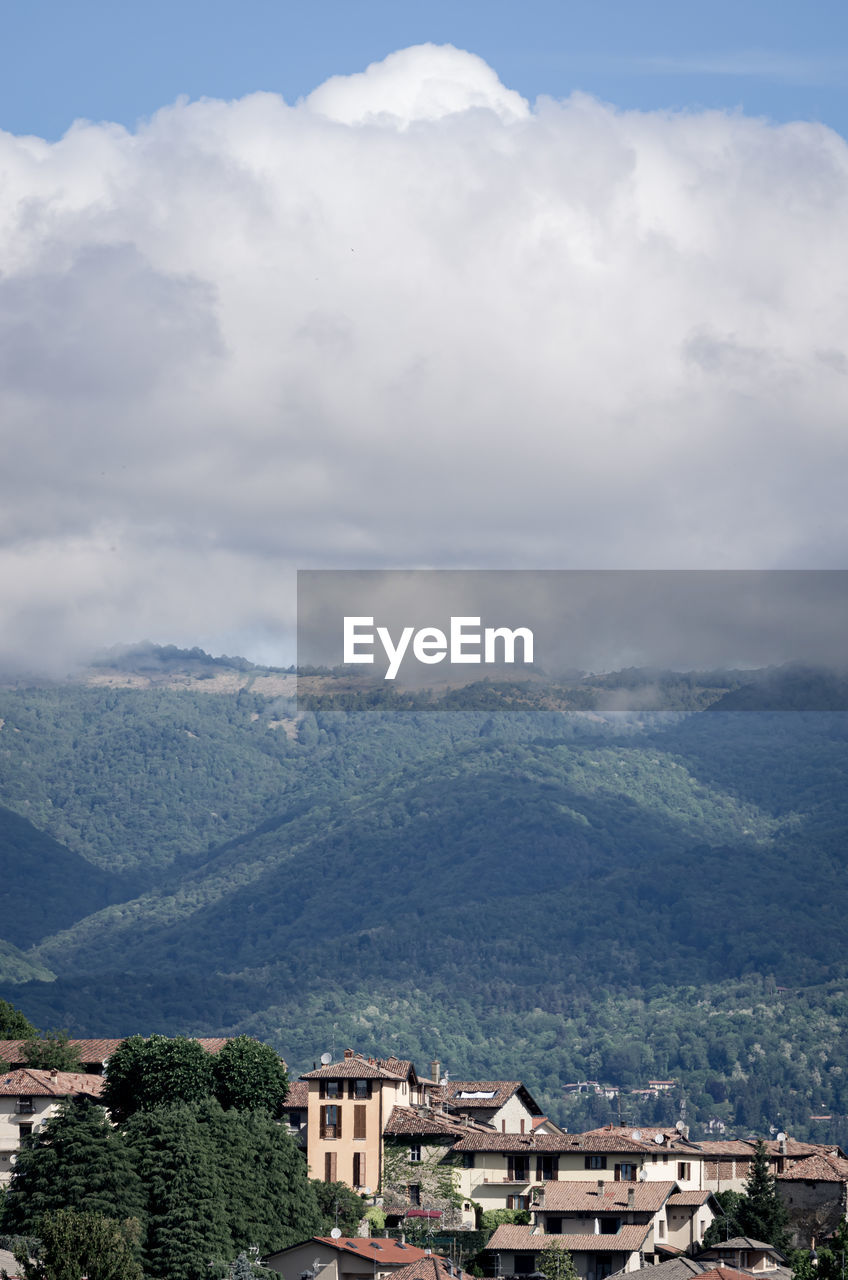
[2,44,847,670]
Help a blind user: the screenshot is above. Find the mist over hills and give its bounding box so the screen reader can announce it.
[1,646,847,1141]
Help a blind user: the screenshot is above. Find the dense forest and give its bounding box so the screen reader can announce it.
[1,646,847,1141]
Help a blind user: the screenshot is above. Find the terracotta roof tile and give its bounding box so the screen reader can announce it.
[391,1258,473,1280]
[384,1106,488,1137]
[486,1224,651,1253]
[777,1154,848,1182]
[667,1191,714,1207]
[302,1059,408,1080]
[282,1081,308,1109]
[0,1068,105,1098]
[312,1239,433,1264]
[538,1180,676,1214]
[452,1131,646,1153]
[0,1037,229,1067]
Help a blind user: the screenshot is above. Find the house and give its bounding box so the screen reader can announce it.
[382,1103,490,1225]
[697,1138,847,1195]
[391,1257,474,1280]
[263,1236,437,1280]
[697,1239,786,1274]
[531,1178,717,1253]
[439,1081,545,1134]
[302,1052,434,1191]
[0,1067,105,1184]
[775,1151,848,1247]
[485,1221,653,1279]
[283,1079,309,1142]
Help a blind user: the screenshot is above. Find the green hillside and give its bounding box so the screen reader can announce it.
[1,652,846,1142]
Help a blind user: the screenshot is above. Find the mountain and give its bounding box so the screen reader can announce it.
[0,651,846,1141]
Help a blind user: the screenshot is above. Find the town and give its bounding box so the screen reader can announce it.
[1,1038,844,1280]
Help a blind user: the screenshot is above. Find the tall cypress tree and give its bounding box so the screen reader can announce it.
[124,1104,232,1280]
[1,1097,145,1236]
[737,1140,790,1251]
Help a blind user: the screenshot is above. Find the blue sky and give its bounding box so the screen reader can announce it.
[4,0,848,140]
[2,2,848,668]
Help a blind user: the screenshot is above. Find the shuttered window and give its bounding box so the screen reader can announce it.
[324,1152,337,1182]
[320,1105,341,1139]
[353,1153,366,1187]
[353,1106,366,1140]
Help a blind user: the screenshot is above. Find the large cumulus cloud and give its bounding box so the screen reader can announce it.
[1,43,847,670]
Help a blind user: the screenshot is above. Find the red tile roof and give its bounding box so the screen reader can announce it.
[282,1080,308,1109]
[302,1055,410,1080]
[0,1068,105,1098]
[486,1224,651,1253]
[443,1081,543,1117]
[384,1106,489,1138]
[0,1037,229,1067]
[451,1131,646,1153]
[581,1125,700,1152]
[391,1257,474,1280]
[538,1180,676,1213]
[777,1154,848,1182]
[312,1239,433,1264]
[667,1191,714,1207]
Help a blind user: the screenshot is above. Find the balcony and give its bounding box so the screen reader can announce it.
[15,1101,35,1115]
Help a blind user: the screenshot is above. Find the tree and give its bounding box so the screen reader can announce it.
[211,1036,289,1115]
[227,1252,265,1280]
[21,1031,82,1072]
[0,999,37,1039]
[123,1103,232,1280]
[102,1036,214,1122]
[737,1141,791,1252]
[196,1101,323,1254]
[312,1180,366,1236]
[538,1241,579,1280]
[1,1098,145,1236]
[11,1208,143,1280]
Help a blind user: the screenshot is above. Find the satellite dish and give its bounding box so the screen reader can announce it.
[638,1168,648,1181]
[631,1130,643,1141]
[675,1120,685,1133]
[362,1187,373,1195]
[331,1229,342,1239]
[653,1133,665,1145]
[776,1132,787,1142]
[320,1052,333,1066]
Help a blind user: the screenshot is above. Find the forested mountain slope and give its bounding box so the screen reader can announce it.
[1,650,846,1142]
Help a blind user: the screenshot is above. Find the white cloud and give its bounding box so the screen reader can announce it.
[1,45,847,670]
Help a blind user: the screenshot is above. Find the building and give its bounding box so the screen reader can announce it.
[0,1037,231,1076]
[0,1067,105,1183]
[263,1237,436,1280]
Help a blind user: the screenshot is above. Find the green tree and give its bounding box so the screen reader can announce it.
[538,1241,579,1280]
[21,1031,82,1072]
[0,999,37,1039]
[196,1101,322,1253]
[312,1180,366,1235]
[793,1220,848,1280]
[737,1141,790,1251]
[11,1208,143,1280]
[227,1253,265,1280]
[211,1036,289,1115]
[123,1103,232,1280]
[702,1190,744,1249]
[1,1098,145,1236]
[102,1036,214,1122]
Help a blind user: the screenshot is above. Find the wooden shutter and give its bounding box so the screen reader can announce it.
[353,1153,366,1187]
[354,1105,366,1140]
[325,1152,337,1182]
[507,1156,516,1181]
[551,1157,559,1180]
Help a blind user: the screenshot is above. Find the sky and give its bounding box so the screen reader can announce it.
[2,2,848,671]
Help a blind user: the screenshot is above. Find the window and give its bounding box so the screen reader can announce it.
[408,1184,421,1206]
[600,1218,621,1235]
[353,1106,366,1140]
[15,1098,34,1115]
[353,1153,366,1187]
[657,1221,666,1240]
[320,1105,341,1139]
[324,1152,337,1182]
[507,1155,530,1182]
[677,1162,691,1181]
[463,1153,475,1169]
[513,1254,535,1274]
[585,1156,607,1170]
[536,1156,559,1181]
[596,1260,615,1279]
[614,1163,637,1182]
[352,1079,371,1100]
[507,1195,530,1211]
[321,1080,341,1099]
[18,1124,32,1145]
[546,1217,563,1234]
[409,1143,422,1163]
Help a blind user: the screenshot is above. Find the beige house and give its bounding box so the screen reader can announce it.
[302,1053,433,1191]
[263,1236,434,1280]
[531,1179,716,1257]
[485,1221,652,1279]
[0,1067,105,1184]
[439,1082,545,1135]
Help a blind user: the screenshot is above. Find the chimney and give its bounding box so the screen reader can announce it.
[431,1060,441,1084]
[597,1180,604,1196]
[780,1138,787,1155]
[50,1068,59,1081]
[627,1188,635,1209]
